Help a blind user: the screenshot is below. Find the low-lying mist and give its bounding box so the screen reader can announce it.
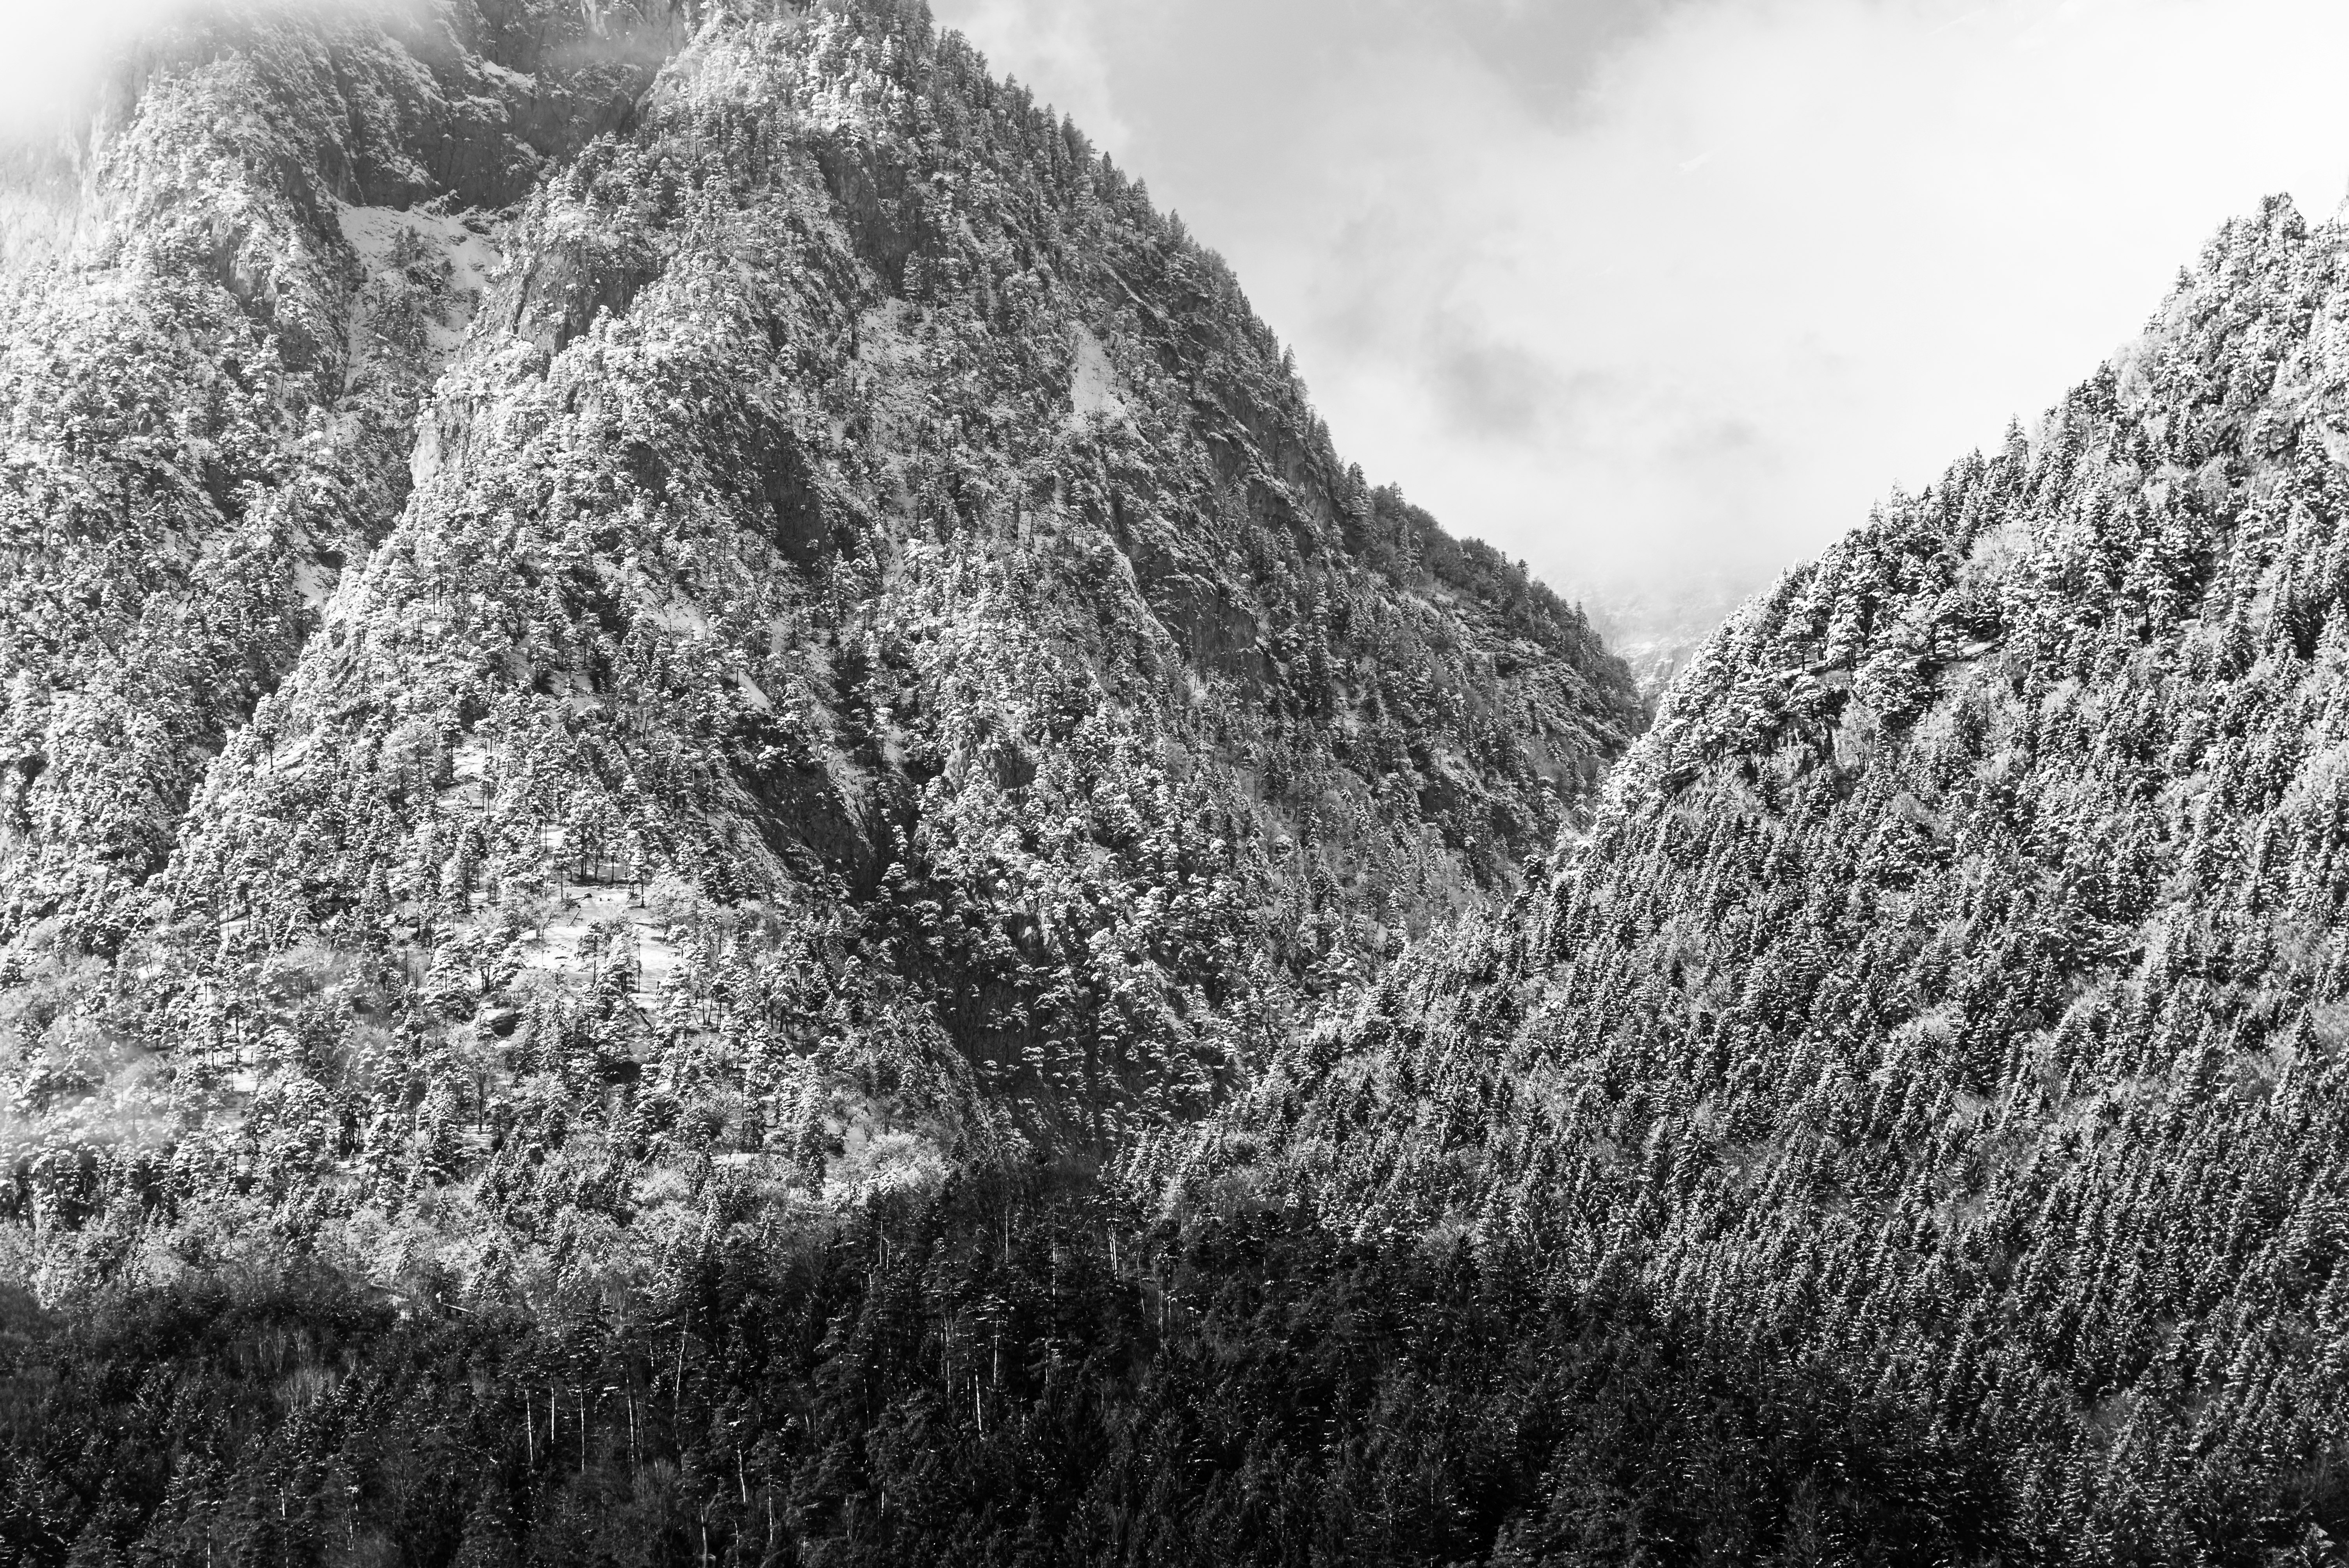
[0,0,409,141]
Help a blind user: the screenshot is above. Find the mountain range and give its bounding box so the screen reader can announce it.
[0,2,2342,1565]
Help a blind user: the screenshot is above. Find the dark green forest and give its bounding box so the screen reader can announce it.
[0,1177,2019,1568]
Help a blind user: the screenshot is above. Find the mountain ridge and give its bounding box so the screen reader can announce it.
[25,2,2348,1563]
[1173,192,2349,1555]
[0,0,1641,1305]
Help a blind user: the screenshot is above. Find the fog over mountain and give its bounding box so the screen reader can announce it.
[0,2,2346,1564]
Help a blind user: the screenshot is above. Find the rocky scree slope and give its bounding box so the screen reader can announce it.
[0,0,1640,1301]
[1176,196,2349,1560]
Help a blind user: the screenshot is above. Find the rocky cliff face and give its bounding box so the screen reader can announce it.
[0,1,1639,1300]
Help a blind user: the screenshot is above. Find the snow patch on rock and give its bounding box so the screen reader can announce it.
[1068,323,1128,424]
[337,201,504,359]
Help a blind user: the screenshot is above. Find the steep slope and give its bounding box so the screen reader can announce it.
[0,0,684,945]
[1178,195,2349,1559]
[0,1,1639,1299]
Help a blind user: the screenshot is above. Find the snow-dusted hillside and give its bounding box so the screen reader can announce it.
[0,0,1640,1310]
[1182,195,2349,1557]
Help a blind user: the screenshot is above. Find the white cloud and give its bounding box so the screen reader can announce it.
[0,0,407,143]
[931,0,2349,600]
[0,0,185,136]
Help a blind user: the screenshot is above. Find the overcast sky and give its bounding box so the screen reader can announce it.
[931,0,2349,607]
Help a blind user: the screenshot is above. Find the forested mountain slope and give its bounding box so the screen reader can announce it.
[0,0,1639,1304]
[1176,195,2349,1559]
[0,0,682,944]
[27,5,2349,1567]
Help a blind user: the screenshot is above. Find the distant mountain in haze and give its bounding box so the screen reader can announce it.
[1580,573,1755,704]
